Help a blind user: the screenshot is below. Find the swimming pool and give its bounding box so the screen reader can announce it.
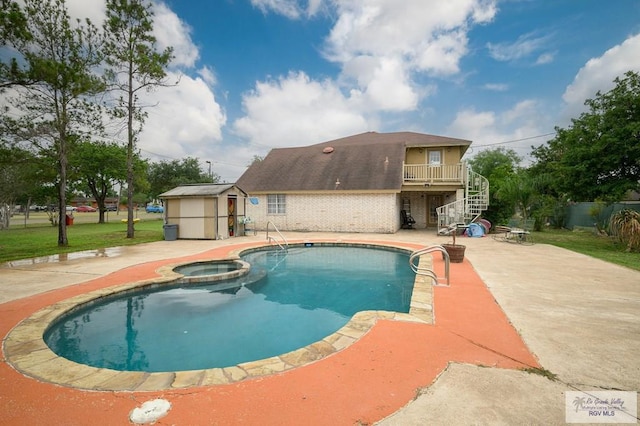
[44,245,415,372]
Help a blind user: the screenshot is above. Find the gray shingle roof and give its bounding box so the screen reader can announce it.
[160,183,247,198]
[237,131,471,192]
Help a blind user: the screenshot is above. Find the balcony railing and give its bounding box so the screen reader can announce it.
[403,162,465,184]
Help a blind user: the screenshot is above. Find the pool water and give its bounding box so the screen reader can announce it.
[44,246,414,372]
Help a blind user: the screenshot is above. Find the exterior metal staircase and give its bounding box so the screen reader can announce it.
[436,165,489,235]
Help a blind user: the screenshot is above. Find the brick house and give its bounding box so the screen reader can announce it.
[237,131,489,234]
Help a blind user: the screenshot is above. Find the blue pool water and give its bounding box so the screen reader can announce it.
[44,245,414,372]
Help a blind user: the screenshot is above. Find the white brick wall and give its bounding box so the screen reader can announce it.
[245,193,400,233]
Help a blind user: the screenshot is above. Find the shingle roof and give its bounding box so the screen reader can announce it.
[159,183,247,198]
[237,131,471,192]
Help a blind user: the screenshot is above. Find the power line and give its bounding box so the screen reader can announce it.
[472,132,556,148]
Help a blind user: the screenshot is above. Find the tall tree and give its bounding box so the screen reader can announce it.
[102,0,174,238]
[0,0,104,246]
[532,71,640,203]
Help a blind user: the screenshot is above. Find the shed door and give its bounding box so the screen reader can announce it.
[228,197,236,237]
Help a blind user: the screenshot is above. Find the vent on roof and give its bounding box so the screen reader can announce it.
[323,146,334,154]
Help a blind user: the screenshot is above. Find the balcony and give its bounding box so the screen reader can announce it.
[403,162,465,185]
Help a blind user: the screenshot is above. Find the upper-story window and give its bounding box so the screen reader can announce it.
[428,150,442,165]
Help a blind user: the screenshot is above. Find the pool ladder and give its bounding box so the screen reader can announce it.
[409,245,450,287]
[266,221,288,252]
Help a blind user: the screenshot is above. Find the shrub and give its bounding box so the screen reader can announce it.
[609,209,640,252]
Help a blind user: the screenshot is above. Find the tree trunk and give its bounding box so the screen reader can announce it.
[126,66,135,238]
[57,135,68,247]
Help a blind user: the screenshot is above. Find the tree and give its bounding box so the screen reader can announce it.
[147,157,217,200]
[0,0,32,88]
[532,71,640,203]
[467,147,521,226]
[102,0,174,238]
[0,0,104,246]
[495,170,546,227]
[69,140,127,223]
[0,145,59,227]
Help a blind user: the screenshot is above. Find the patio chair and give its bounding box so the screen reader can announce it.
[401,210,416,229]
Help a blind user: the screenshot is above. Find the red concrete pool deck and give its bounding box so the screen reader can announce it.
[2,232,639,425]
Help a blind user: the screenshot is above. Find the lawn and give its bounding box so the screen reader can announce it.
[533,228,640,272]
[0,219,164,263]
[1,219,638,272]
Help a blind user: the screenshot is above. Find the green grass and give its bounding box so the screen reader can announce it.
[532,228,640,271]
[1,218,638,272]
[0,219,164,263]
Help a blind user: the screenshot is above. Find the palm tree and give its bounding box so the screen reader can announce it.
[609,209,640,252]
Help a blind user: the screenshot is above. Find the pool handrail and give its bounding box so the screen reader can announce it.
[266,221,288,251]
[409,245,450,286]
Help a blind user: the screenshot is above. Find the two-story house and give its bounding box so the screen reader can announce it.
[237,131,489,234]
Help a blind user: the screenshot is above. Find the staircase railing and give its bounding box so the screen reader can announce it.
[436,165,489,234]
[266,221,288,251]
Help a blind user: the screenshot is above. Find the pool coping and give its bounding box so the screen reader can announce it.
[3,241,435,392]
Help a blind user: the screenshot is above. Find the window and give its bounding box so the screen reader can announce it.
[267,194,286,214]
[428,150,442,165]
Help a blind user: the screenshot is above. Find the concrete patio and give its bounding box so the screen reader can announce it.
[1,230,638,424]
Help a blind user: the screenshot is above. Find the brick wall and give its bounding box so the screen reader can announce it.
[245,193,400,233]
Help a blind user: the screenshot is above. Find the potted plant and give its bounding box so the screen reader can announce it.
[442,226,466,263]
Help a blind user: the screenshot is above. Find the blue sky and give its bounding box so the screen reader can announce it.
[64,0,640,181]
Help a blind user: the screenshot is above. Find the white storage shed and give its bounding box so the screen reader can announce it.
[159,183,249,240]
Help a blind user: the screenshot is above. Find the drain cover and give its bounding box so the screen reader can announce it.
[129,399,171,424]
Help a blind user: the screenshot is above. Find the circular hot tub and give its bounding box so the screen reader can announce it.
[173,259,250,284]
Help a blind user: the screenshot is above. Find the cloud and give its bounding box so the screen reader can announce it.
[197,66,217,86]
[535,52,555,65]
[486,32,551,62]
[562,33,640,118]
[137,72,226,159]
[250,0,324,19]
[234,0,498,149]
[233,71,369,148]
[446,100,549,160]
[152,2,199,68]
[65,0,106,25]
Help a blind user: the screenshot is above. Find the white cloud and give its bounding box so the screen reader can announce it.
[446,100,548,160]
[233,71,369,148]
[136,72,226,160]
[152,2,199,68]
[197,66,217,86]
[234,0,497,150]
[486,32,551,62]
[65,0,106,25]
[562,33,640,119]
[325,0,497,112]
[343,56,418,111]
[250,0,324,19]
[535,52,555,65]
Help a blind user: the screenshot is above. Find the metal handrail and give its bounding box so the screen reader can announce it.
[409,245,450,286]
[266,221,288,251]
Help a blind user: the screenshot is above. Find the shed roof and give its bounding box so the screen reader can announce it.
[237,131,472,192]
[159,183,247,198]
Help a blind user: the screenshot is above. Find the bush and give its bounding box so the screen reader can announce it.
[609,209,640,252]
